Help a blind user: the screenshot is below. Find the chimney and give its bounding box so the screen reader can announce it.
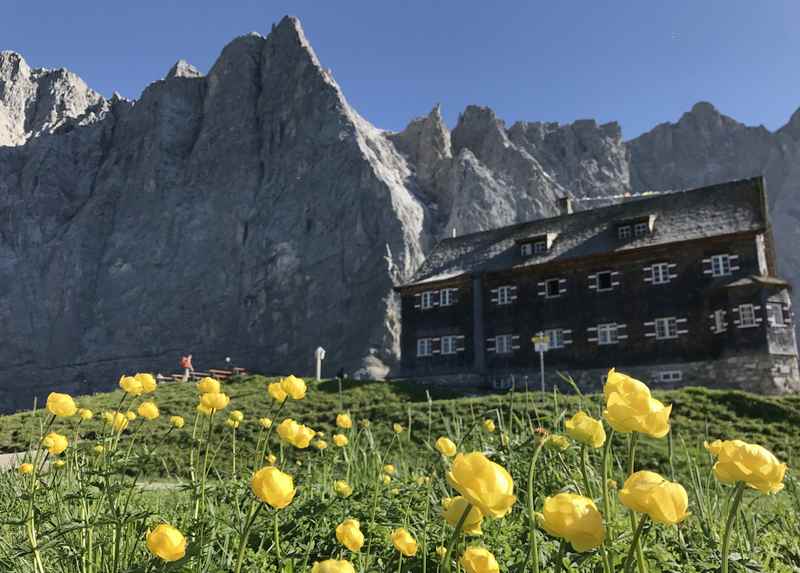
[557,196,573,215]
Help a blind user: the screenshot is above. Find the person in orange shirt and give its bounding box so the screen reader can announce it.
[180,355,194,382]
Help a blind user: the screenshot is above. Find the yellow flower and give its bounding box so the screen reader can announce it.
[259,417,273,429]
[137,401,160,421]
[334,480,353,497]
[46,392,77,418]
[225,418,240,429]
[42,432,68,455]
[18,463,34,475]
[565,411,606,448]
[436,437,457,457]
[539,493,605,552]
[436,546,447,559]
[333,434,349,447]
[336,518,364,552]
[197,377,220,394]
[316,431,325,437]
[393,423,404,434]
[111,412,129,432]
[230,410,244,423]
[545,435,571,451]
[268,382,288,403]
[704,439,786,494]
[619,471,690,525]
[200,392,230,412]
[101,411,114,424]
[336,413,353,429]
[483,419,496,433]
[381,474,391,485]
[93,445,105,455]
[314,440,328,450]
[267,453,277,465]
[460,546,500,573]
[146,524,187,562]
[360,419,371,429]
[390,487,400,496]
[78,408,93,421]
[197,403,213,416]
[119,375,143,396]
[447,453,516,519]
[280,374,307,400]
[53,460,66,469]
[170,416,185,429]
[135,372,157,393]
[277,418,315,448]
[442,496,484,535]
[383,464,396,475]
[390,528,417,557]
[311,560,356,573]
[416,475,431,486]
[602,369,671,438]
[251,466,296,509]
[125,411,137,421]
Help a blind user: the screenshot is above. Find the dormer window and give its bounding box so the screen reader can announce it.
[518,233,557,257]
[617,226,632,240]
[634,222,649,238]
[615,215,656,240]
[533,241,547,254]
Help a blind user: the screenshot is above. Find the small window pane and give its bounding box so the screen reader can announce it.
[739,304,756,327]
[597,271,613,291]
[546,279,561,298]
[618,226,631,239]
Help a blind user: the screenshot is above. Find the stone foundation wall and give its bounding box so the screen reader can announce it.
[406,353,800,395]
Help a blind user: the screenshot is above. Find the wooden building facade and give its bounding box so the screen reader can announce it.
[394,177,800,393]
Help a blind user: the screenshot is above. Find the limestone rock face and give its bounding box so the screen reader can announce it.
[2,16,800,409]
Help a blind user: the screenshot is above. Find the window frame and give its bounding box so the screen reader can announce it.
[441,335,458,355]
[651,262,670,285]
[654,317,678,340]
[545,278,561,298]
[520,243,533,256]
[420,291,433,310]
[416,338,432,357]
[597,323,619,346]
[544,328,564,349]
[617,225,632,240]
[533,240,548,254]
[497,285,513,305]
[495,334,513,355]
[766,303,786,328]
[657,370,683,383]
[634,222,649,238]
[711,254,732,277]
[440,288,457,307]
[713,309,727,333]
[739,304,757,328]
[596,271,613,292]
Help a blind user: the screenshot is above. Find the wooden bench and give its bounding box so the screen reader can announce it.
[233,367,248,375]
[209,369,232,379]
[171,374,185,382]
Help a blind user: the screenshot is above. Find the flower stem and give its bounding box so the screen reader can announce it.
[273,511,282,567]
[233,502,263,573]
[527,437,550,573]
[626,433,647,573]
[442,502,472,573]
[623,515,649,573]
[579,444,594,499]
[721,482,746,573]
[554,539,567,573]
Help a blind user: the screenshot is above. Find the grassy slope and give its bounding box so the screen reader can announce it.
[2,375,799,475]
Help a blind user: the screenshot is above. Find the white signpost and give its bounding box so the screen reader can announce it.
[531,334,550,393]
[315,346,326,381]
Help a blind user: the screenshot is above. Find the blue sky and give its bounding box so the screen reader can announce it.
[3,1,798,138]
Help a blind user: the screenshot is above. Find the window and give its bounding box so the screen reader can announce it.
[545,279,561,298]
[657,371,683,383]
[441,336,458,355]
[495,334,513,354]
[618,225,632,240]
[534,241,548,254]
[597,324,619,345]
[420,291,433,310]
[767,304,786,328]
[597,271,613,291]
[711,255,732,277]
[497,286,513,305]
[520,243,533,256]
[440,288,457,307]
[654,317,678,340]
[416,338,432,357]
[652,263,671,285]
[713,310,727,333]
[739,304,756,328]
[634,222,649,237]
[544,329,564,349]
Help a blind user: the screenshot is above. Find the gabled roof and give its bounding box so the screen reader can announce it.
[401,177,768,287]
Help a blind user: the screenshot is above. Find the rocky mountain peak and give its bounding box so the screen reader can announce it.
[778,106,800,140]
[165,59,202,79]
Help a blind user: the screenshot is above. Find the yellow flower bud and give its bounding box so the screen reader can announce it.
[46,392,77,418]
[565,411,606,448]
[336,413,353,429]
[18,463,34,475]
[146,524,187,562]
[381,474,391,485]
[359,419,371,429]
[442,496,483,535]
[704,439,786,494]
[119,375,143,396]
[482,419,496,433]
[43,432,68,455]
[78,408,93,421]
[277,418,315,449]
[311,560,356,573]
[500,433,510,447]
[101,411,114,424]
[53,460,66,469]
[280,374,307,400]
[383,464,396,475]
[390,528,417,557]
[170,416,185,429]
[460,546,500,573]
[602,369,671,438]
[259,417,273,429]
[334,480,353,497]
[436,437,457,457]
[545,435,571,451]
[230,410,244,423]
[314,440,328,450]
[436,546,447,559]
[251,466,296,509]
[539,493,605,552]
[225,418,240,429]
[393,423,404,434]
[446,453,516,519]
[197,377,220,394]
[619,471,690,525]
[111,412,129,432]
[266,454,277,465]
[125,411,137,421]
[333,434,349,447]
[200,392,230,412]
[336,518,364,552]
[93,445,105,455]
[135,372,157,394]
[268,382,288,403]
[197,403,213,416]
[137,401,160,421]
